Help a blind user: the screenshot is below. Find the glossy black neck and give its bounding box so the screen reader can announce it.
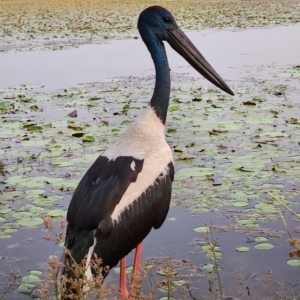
[140,28,170,124]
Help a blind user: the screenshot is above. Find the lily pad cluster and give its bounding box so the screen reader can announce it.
[1,65,300,240]
[18,270,42,296]
[278,65,300,78]
[1,0,300,51]
[236,237,274,252]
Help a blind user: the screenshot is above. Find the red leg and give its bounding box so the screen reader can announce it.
[129,242,143,297]
[119,257,129,299]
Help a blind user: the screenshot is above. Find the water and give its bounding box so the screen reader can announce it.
[1,24,300,91]
[1,24,300,299]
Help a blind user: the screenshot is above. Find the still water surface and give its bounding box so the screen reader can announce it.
[1,24,300,91]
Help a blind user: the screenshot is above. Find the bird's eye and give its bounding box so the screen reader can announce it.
[162,17,172,24]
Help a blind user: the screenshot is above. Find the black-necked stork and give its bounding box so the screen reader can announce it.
[58,5,234,299]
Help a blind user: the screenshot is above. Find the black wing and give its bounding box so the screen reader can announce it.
[65,155,143,253]
[63,156,174,275]
[93,161,175,270]
[67,156,144,230]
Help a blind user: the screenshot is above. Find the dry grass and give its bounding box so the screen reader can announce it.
[269,192,300,259]
[37,254,110,300]
[0,270,21,300]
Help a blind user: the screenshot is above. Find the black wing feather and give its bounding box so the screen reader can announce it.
[67,156,144,231]
[63,157,174,278]
[153,163,174,229]
[93,161,174,270]
[65,155,144,256]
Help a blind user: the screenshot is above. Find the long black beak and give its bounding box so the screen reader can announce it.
[168,28,234,96]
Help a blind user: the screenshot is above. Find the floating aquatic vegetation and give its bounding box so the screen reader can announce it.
[254,243,275,250]
[193,226,210,233]
[203,263,220,272]
[18,270,42,296]
[113,266,133,274]
[1,0,300,51]
[287,259,300,266]
[278,65,300,78]
[236,247,251,252]
[1,71,300,244]
[254,237,269,243]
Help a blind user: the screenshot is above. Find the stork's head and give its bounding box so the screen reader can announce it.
[138,6,234,96]
[138,6,178,41]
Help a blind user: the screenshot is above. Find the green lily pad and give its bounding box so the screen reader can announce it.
[72,130,84,137]
[236,247,251,252]
[83,135,95,142]
[22,275,41,283]
[255,203,277,213]
[18,217,43,227]
[25,189,45,196]
[12,211,34,219]
[3,228,17,234]
[0,101,8,110]
[173,280,185,286]
[232,202,248,207]
[169,105,179,112]
[191,207,210,213]
[157,269,177,276]
[203,264,220,272]
[254,243,274,250]
[53,162,74,167]
[236,219,253,225]
[0,207,12,214]
[287,260,300,267]
[28,206,45,213]
[193,226,210,233]
[114,266,133,274]
[202,245,220,252]
[206,251,222,260]
[47,209,66,217]
[254,237,268,243]
[18,283,35,295]
[0,234,12,239]
[29,270,42,277]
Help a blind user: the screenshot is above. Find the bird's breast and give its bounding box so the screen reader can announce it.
[111,146,173,222]
[104,107,167,160]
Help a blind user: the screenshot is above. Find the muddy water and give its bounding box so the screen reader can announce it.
[1,24,300,299]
